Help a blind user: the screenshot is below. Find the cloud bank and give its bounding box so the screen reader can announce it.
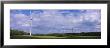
[10,9,101,34]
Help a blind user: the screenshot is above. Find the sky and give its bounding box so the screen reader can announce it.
[10,9,101,34]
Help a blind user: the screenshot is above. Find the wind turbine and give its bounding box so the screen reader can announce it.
[29,10,32,36]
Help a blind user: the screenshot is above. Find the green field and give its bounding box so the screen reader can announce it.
[10,35,101,39]
[10,29,101,39]
[31,36,66,38]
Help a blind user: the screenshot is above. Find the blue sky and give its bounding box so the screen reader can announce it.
[10,9,101,34]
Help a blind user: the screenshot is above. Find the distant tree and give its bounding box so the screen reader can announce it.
[10,29,29,36]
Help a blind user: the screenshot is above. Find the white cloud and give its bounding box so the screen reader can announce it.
[21,23,30,27]
[11,10,101,33]
[14,14,28,18]
[83,10,100,22]
[12,13,31,27]
[30,10,95,29]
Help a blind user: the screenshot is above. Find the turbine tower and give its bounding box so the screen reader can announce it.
[29,10,32,36]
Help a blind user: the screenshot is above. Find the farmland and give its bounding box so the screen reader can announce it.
[10,29,101,39]
[10,35,100,39]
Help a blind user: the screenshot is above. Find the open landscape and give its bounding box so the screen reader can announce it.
[10,9,101,39]
[10,29,101,39]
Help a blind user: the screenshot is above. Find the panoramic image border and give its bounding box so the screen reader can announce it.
[3,3,107,45]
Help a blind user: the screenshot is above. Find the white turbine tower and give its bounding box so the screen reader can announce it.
[29,10,32,36]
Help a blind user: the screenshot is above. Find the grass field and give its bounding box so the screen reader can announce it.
[10,30,101,39]
[31,36,66,38]
[10,35,101,39]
